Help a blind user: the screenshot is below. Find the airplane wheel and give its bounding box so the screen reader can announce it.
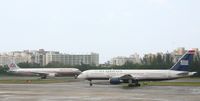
[41,76,47,79]
[135,80,140,86]
[136,83,141,87]
[128,84,134,87]
[74,75,78,79]
[89,80,93,86]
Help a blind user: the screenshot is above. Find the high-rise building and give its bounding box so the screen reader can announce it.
[45,52,99,66]
[110,56,129,66]
[0,49,99,66]
[175,47,186,55]
[130,53,141,64]
[0,51,32,66]
[0,53,11,66]
[110,53,141,66]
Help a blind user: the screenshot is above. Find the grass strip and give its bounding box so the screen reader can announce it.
[0,79,78,84]
[146,82,200,86]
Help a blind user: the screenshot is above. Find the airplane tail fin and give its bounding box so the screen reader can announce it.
[8,63,20,71]
[170,50,195,71]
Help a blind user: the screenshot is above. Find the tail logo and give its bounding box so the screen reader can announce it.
[180,60,189,66]
[9,63,16,68]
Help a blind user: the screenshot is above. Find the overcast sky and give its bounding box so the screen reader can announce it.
[0,0,199,63]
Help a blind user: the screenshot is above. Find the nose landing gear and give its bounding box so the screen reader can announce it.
[89,80,93,86]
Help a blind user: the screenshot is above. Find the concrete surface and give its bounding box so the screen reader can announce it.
[0,78,199,101]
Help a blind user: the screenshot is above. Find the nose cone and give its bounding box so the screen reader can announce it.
[76,69,81,74]
[77,74,85,79]
[189,72,197,76]
[73,69,81,75]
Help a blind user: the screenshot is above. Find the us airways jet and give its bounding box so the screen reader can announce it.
[8,63,81,79]
[78,50,196,87]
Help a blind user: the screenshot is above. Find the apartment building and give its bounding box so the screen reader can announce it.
[0,49,99,66]
[45,52,99,66]
[110,53,141,66]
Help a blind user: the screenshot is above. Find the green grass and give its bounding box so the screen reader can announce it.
[0,76,200,85]
[122,81,200,88]
[0,79,67,84]
[145,82,200,86]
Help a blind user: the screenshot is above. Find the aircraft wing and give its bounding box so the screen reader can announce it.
[112,74,143,80]
[28,72,48,76]
[29,72,56,77]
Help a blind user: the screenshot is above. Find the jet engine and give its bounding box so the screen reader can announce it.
[109,78,122,84]
[48,73,56,77]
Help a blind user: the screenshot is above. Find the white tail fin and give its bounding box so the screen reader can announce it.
[8,63,20,71]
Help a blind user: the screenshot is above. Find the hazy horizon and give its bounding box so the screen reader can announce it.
[0,0,199,63]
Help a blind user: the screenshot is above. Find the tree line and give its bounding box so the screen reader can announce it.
[0,53,200,76]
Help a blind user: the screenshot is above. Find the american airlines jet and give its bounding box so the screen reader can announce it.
[78,50,196,87]
[8,63,81,79]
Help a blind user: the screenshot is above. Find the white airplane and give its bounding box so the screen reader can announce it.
[8,63,81,79]
[78,50,197,86]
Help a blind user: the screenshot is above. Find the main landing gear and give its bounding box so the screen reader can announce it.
[74,75,78,79]
[88,79,141,87]
[128,79,141,87]
[41,76,47,79]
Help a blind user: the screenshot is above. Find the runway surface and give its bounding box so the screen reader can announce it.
[0,78,200,101]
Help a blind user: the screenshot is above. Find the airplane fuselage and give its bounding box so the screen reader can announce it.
[78,50,196,86]
[9,68,81,77]
[78,69,194,81]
